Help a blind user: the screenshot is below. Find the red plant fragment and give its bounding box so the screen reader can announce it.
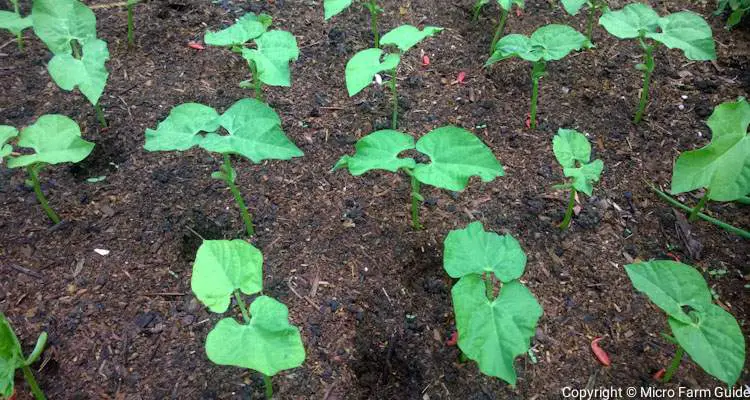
[591,337,611,366]
[446,331,458,346]
[188,41,205,50]
[422,55,430,66]
[515,8,523,17]
[457,71,466,84]
[653,368,666,381]
[525,113,531,128]
[666,252,681,262]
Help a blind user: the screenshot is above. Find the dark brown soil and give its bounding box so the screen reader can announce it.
[1,0,749,399]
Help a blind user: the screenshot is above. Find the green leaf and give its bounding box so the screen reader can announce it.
[625,260,712,325]
[413,126,504,191]
[443,221,526,281]
[144,103,221,152]
[560,0,588,15]
[487,34,537,64]
[646,12,716,61]
[332,130,416,175]
[552,129,603,195]
[598,3,659,39]
[563,159,603,195]
[345,48,401,96]
[0,314,24,398]
[380,25,443,53]
[668,304,745,386]
[47,38,110,106]
[191,240,263,314]
[452,275,542,385]
[0,11,32,36]
[324,0,354,19]
[240,30,299,87]
[6,115,94,168]
[202,98,304,163]
[204,13,272,47]
[488,24,587,64]
[205,296,306,376]
[31,0,97,54]
[0,126,17,162]
[671,97,750,201]
[497,0,525,11]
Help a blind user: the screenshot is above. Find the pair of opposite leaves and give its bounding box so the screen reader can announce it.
[0,115,94,168]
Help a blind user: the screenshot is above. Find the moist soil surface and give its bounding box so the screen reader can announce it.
[1,0,749,399]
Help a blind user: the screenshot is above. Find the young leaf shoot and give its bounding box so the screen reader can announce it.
[560,0,608,42]
[0,0,32,50]
[715,0,750,29]
[324,0,383,47]
[126,0,140,48]
[5,115,95,224]
[347,25,441,129]
[625,260,745,385]
[552,129,603,229]
[487,24,588,129]
[0,313,48,400]
[443,222,542,384]
[144,98,304,237]
[472,0,525,57]
[333,126,503,229]
[599,3,716,123]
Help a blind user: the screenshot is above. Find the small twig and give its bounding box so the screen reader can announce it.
[287,277,322,312]
[143,292,186,296]
[9,264,43,280]
[185,225,205,241]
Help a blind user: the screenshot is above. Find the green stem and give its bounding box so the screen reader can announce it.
[367,0,380,48]
[688,189,710,222]
[585,6,595,42]
[223,154,255,237]
[390,68,398,129]
[530,61,545,130]
[127,3,135,48]
[661,346,684,383]
[71,40,82,59]
[27,165,60,225]
[249,61,263,101]
[21,365,46,400]
[410,173,422,230]
[489,8,509,57]
[233,290,251,323]
[94,103,107,127]
[472,0,482,21]
[560,188,576,230]
[648,183,750,239]
[263,374,273,399]
[634,39,655,124]
[13,0,23,51]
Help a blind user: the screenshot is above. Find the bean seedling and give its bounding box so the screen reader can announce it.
[551,129,603,229]
[471,0,525,57]
[144,98,303,237]
[560,0,608,42]
[3,115,95,225]
[1,313,48,400]
[127,0,140,48]
[333,126,503,229]
[204,13,299,100]
[716,0,750,29]
[324,0,383,47]
[625,260,745,385]
[599,3,715,123]
[487,24,588,129]
[346,24,441,129]
[0,0,31,50]
[443,221,542,384]
[191,240,305,399]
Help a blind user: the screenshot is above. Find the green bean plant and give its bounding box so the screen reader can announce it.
[443,222,542,384]
[0,0,32,50]
[472,0,524,57]
[191,240,305,399]
[487,24,587,129]
[2,115,95,225]
[346,24,441,129]
[716,0,750,29]
[0,313,48,400]
[127,0,140,48]
[31,0,110,127]
[626,260,745,385]
[551,129,603,229]
[144,98,303,237]
[599,3,716,123]
[324,0,383,47]
[204,13,299,100]
[560,0,608,42]
[333,126,503,229]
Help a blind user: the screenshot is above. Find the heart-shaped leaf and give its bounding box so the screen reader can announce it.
[413,126,504,191]
[497,0,525,11]
[6,115,94,168]
[191,240,263,314]
[598,3,660,39]
[563,159,603,195]
[241,30,299,87]
[488,24,587,64]
[0,126,17,162]
[0,314,24,398]
[47,38,110,106]
[553,129,603,195]
[560,0,588,15]
[646,11,716,61]
[31,0,97,54]
[323,0,354,19]
[345,48,401,96]
[144,103,221,152]
[0,11,32,36]
[443,221,526,281]
[205,296,305,376]
[333,130,416,175]
[380,25,442,53]
[204,12,272,47]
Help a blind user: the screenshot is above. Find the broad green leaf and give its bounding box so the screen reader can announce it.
[241,30,299,87]
[529,24,588,61]
[202,98,303,163]
[324,0,354,19]
[6,115,94,168]
[646,12,716,61]
[144,103,221,152]
[560,0,588,15]
[497,0,525,11]
[625,260,712,325]
[668,304,745,386]
[31,0,97,54]
[332,130,416,175]
[443,221,526,281]
[598,3,660,39]
[345,48,401,96]
[0,11,32,35]
[205,296,305,376]
[487,34,537,64]
[380,25,443,53]
[0,314,24,398]
[413,126,504,191]
[452,275,542,385]
[552,129,592,168]
[0,126,17,161]
[191,240,263,314]
[563,159,603,195]
[671,98,750,201]
[47,38,110,106]
[204,13,272,47]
